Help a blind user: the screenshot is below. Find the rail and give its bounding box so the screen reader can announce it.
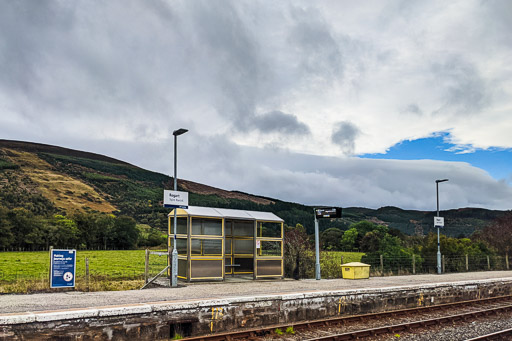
[181,295,512,340]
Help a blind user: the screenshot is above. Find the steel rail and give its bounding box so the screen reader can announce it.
[464,327,512,341]
[304,305,512,341]
[181,295,512,341]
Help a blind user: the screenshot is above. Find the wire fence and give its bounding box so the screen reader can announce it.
[1,250,511,293]
[0,249,167,293]
[285,252,511,279]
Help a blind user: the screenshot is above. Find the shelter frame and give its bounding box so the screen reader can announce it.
[169,206,284,281]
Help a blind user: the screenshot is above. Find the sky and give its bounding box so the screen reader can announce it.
[1,0,511,211]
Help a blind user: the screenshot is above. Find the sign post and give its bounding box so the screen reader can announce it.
[50,249,76,288]
[434,216,444,228]
[164,189,188,288]
[313,207,343,280]
[163,190,189,209]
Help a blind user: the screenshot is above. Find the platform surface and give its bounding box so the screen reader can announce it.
[2,271,512,314]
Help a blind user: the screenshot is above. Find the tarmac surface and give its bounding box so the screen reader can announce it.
[2,271,512,314]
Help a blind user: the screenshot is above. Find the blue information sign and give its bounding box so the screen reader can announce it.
[50,249,76,288]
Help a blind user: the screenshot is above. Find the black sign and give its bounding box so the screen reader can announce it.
[315,207,342,219]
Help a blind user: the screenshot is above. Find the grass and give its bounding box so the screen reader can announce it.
[325,251,364,264]
[0,250,167,293]
[5,149,116,213]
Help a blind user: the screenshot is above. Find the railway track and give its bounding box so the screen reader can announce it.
[181,295,512,340]
[464,327,512,341]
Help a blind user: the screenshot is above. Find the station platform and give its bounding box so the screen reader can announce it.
[2,271,512,314]
[2,271,512,340]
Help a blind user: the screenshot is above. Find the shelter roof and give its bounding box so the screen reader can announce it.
[169,206,283,222]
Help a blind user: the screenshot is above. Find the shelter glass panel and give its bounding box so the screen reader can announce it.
[191,218,222,236]
[258,222,281,238]
[178,258,188,278]
[260,240,282,256]
[203,239,222,255]
[224,220,233,236]
[191,260,223,278]
[233,221,254,237]
[204,219,222,236]
[257,259,281,276]
[225,239,232,255]
[234,239,253,255]
[190,239,201,255]
[191,219,201,235]
[170,217,188,235]
[170,237,188,254]
[190,238,223,256]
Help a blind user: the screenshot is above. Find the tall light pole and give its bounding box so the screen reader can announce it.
[314,210,321,280]
[436,179,448,274]
[171,128,188,287]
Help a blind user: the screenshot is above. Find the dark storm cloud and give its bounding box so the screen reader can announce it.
[331,121,361,155]
[252,111,310,135]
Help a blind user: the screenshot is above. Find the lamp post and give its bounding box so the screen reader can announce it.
[436,179,448,274]
[171,128,188,287]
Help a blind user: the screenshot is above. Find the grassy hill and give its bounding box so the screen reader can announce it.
[0,139,506,237]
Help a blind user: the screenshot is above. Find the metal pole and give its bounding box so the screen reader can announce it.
[314,210,321,280]
[171,134,178,287]
[436,181,441,274]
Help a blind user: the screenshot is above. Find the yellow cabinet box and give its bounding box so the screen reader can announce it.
[341,262,370,279]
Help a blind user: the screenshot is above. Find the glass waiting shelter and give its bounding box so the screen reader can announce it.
[168,206,284,281]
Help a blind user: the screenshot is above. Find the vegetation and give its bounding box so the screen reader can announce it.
[0,209,165,251]
[0,140,511,292]
[0,250,167,293]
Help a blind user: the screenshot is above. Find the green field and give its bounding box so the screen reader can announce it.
[0,250,167,293]
[0,250,364,293]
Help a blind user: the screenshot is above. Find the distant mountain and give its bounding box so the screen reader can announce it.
[0,139,506,237]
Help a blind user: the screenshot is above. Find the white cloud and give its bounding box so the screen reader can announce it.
[0,0,511,210]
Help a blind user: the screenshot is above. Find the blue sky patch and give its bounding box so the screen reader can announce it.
[360,134,512,182]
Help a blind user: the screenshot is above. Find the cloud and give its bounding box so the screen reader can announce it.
[332,121,361,155]
[252,111,310,135]
[0,0,511,210]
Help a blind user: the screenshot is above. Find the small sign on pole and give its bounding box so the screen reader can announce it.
[315,207,342,219]
[163,190,189,209]
[50,249,76,288]
[256,240,261,249]
[434,216,445,228]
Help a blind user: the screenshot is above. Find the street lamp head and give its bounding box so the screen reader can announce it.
[173,128,188,136]
[436,179,449,183]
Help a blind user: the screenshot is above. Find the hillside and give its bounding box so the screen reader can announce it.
[0,139,506,237]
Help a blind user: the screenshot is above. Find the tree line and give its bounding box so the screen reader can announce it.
[284,213,512,278]
[0,207,166,251]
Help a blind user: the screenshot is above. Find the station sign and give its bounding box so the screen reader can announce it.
[315,207,342,219]
[50,249,76,288]
[163,190,189,209]
[434,216,445,228]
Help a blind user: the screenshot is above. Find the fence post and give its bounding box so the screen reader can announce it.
[145,249,150,284]
[48,246,53,288]
[380,254,384,276]
[442,255,445,273]
[487,255,490,270]
[340,256,344,266]
[85,257,90,292]
[465,254,469,272]
[506,252,510,270]
[412,254,415,275]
